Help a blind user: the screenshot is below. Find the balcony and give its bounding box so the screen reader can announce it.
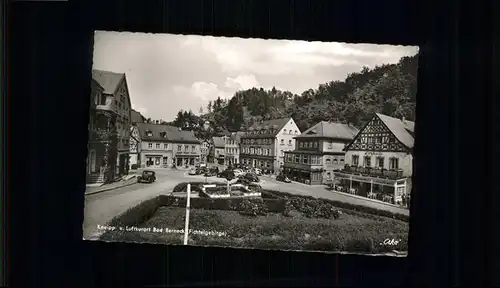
[176,150,199,156]
[339,164,404,180]
[89,129,118,142]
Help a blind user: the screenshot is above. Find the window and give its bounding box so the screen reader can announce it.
[280,151,284,157]
[266,162,271,168]
[267,149,270,155]
[177,145,182,151]
[294,155,300,163]
[311,156,317,165]
[286,153,292,162]
[326,158,331,164]
[313,141,318,148]
[280,139,284,145]
[377,157,384,168]
[250,148,255,154]
[156,143,160,149]
[333,158,338,164]
[364,156,371,167]
[295,130,298,135]
[283,129,287,134]
[299,141,304,148]
[192,145,196,152]
[352,155,359,166]
[184,145,189,151]
[288,140,292,145]
[146,131,153,137]
[328,141,333,149]
[326,172,331,179]
[389,157,399,169]
[148,143,153,149]
[303,155,309,164]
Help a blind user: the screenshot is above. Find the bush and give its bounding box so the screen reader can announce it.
[238,199,268,216]
[262,189,409,222]
[107,195,164,227]
[131,164,138,170]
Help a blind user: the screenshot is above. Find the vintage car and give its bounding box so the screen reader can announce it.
[137,170,156,183]
[204,167,219,177]
[217,169,235,180]
[240,173,260,183]
[232,169,245,177]
[236,178,262,191]
[276,174,291,183]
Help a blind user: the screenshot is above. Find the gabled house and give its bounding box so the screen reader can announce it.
[239,118,300,174]
[200,139,211,164]
[209,136,226,165]
[136,123,201,169]
[283,121,359,185]
[335,113,415,205]
[90,69,132,181]
[225,131,245,166]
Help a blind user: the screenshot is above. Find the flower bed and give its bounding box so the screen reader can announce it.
[261,189,409,222]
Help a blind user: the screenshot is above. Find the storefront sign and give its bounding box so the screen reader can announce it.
[333,172,403,186]
[364,151,383,156]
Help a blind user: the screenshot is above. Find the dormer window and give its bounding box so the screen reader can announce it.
[146,130,153,137]
[160,132,167,138]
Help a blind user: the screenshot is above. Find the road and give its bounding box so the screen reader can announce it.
[83,169,409,239]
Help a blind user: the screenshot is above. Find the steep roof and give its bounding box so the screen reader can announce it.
[131,109,145,124]
[243,118,291,138]
[212,137,226,148]
[136,123,200,144]
[297,121,359,141]
[229,131,245,142]
[92,69,125,95]
[375,113,415,149]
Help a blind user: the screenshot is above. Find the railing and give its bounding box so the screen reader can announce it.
[341,165,404,179]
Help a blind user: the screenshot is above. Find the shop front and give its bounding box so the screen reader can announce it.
[283,167,324,185]
[333,172,409,205]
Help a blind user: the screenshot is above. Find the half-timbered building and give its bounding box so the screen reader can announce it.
[334,113,414,205]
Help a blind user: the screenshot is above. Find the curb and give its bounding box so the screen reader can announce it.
[329,189,409,211]
[85,176,138,196]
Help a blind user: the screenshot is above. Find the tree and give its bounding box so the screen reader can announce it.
[167,53,417,133]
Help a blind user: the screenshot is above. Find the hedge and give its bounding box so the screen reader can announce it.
[260,189,409,222]
[107,195,286,228]
[106,187,408,230]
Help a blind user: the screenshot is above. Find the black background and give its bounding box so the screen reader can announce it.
[8,0,497,287]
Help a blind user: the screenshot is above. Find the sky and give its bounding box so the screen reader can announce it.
[92,31,419,122]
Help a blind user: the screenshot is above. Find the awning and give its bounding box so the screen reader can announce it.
[333,172,407,187]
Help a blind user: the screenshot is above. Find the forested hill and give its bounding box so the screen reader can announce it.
[165,54,418,138]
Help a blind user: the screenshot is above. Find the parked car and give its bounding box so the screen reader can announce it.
[204,167,219,177]
[276,174,291,183]
[232,169,245,177]
[251,168,262,175]
[217,170,235,180]
[236,178,262,191]
[240,173,260,183]
[137,170,156,183]
[188,168,198,175]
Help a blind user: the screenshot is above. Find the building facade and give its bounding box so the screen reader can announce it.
[200,140,210,164]
[239,118,300,174]
[137,123,201,169]
[224,132,244,166]
[335,113,414,205]
[209,136,226,165]
[283,121,359,185]
[129,125,141,169]
[91,69,132,180]
[87,78,107,183]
